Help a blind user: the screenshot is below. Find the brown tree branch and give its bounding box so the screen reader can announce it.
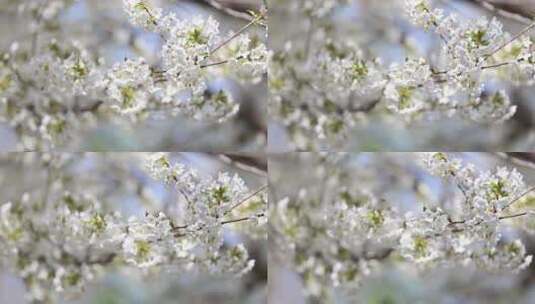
[461,0,534,24]
[186,0,259,22]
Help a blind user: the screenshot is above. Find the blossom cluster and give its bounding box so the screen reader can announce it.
[0,153,266,302]
[0,0,267,149]
[269,0,532,149]
[270,153,534,301]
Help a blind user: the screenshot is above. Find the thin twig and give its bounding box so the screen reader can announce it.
[481,61,517,70]
[194,0,258,23]
[447,211,532,233]
[199,59,232,68]
[432,57,525,80]
[466,0,533,25]
[209,14,262,55]
[221,212,264,225]
[486,21,535,59]
[493,152,535,171]
[172,212,264,235]
[171,174,195,207]
[499,211,530,220]
[447,187,535,227]
[502,185,535,211]
[226,184,268,214]
[217,154,267,176]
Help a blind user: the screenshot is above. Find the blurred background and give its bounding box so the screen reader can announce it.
[268,152,535,304]
[268,0,535,151]
[0,0,266,152]
[0,152,267,304]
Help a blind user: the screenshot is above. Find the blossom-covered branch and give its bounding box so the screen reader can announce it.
[0,153,267,302]
[270,152,534,301]
[270,0,535,149]
[0,0,267,149]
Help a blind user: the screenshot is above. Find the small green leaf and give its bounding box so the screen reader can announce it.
[489,180,508,200]
[367,210,384,227]
[351,60,368,80]
[135,240,151,259]
[120,85,136,108]
[398,86,414,110]
[468,29,489,47]
[413,236,428,257]
[186,28,208,46]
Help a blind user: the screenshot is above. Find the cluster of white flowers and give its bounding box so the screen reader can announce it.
[106,58,154,116]
[271,153,534,301]
[0,192,122,302]
[404,0,444,29]
[401,0,519,120]
[144,153,266,235]
[119,0,266,120]
[270,0,532,149]
[302,41,387,114]
[384,58,432,114]
[133,153,266,275]
[0,0,267,149]
[218,34,268,84]
[123,0,163,30]
[398,153,532,274]
[421,152,526,219]
[0,153,266,302]
[273,184,406,298]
